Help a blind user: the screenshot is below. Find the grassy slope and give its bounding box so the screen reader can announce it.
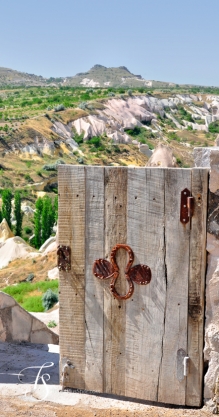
[2,279,58,312]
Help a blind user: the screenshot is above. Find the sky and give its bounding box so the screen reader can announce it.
[1,0,219,86]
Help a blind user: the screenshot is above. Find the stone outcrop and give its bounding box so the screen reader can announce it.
[0,236,39,269]
[147,143,177,167]
[48,266,59,280]
[194,147,219,406]
[0,292,59,344]
[0,219,14,243]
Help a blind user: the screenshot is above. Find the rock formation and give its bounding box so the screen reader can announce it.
[0,236,39,269]
[147,143,177,167]
[0,219,14,243]
[0,292,59,344]
[194,147,219,406]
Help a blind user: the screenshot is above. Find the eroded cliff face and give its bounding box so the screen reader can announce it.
[1,93,218,164]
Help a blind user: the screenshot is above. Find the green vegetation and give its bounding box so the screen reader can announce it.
[1,189,12,228]
[2,280,59,312]
[125,126,155,149]
[14,191,22,236]
[209,121,219,134]
[42,289,59,311]
[33,195,57,248]
[48,320,57,328]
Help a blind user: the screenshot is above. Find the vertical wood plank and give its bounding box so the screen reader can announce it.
[186,168,208,406]
[85,167,105,392]
[125,167,166,401]
[58,165,86,389]
[104,167,127,395]
[158,169,191,405]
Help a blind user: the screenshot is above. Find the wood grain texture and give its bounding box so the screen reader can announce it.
[84,167,105,392]
[158,169,191,405]
[125,167,166,401]
[186,168,208,406]
[58,165,86,389]
[104,167,127,395]
[58,166,207,405]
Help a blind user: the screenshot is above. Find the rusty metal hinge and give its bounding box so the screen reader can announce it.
[57,245,71,272]
[180,188,194,224]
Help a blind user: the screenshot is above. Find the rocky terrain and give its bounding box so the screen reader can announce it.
[0,64,179,88]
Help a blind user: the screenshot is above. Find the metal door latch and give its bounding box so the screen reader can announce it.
[57,245,71,271]
[177,349,190,381]
[180,188,194,224]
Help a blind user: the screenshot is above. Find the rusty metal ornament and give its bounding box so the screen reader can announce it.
[57,245,71,272]
[93,244,151,301]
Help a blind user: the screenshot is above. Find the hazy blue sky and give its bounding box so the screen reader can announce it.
[1,0,219,86]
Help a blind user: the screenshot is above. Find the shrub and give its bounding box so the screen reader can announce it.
[54,104,65,112]
[24,226,32,234]
[42,289,58,311]
[42,159,65,171]
[89,136,101,147]
[24,174,33,182]
[26,273,34,282]
[209,121,219,134]
[74,133,84,145]
[127,89,133,96]
[78,102,87,110]
[48,320,57,328]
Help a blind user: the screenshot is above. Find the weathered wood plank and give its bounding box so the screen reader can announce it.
[125,167,166,401]
[158,169,191,405]
[85,167,105,392]
[186,168,208,406]
[104,167,127,395]
[58,165,86,389]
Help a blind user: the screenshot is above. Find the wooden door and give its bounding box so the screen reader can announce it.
[58,166,208,406]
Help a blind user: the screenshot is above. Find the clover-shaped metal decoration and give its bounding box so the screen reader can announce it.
[93,244,151,301]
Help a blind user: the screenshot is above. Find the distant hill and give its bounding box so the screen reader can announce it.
[0,67,47,86]
[64,64,156,88]
[0,67,62,87]
[0,65,177,88]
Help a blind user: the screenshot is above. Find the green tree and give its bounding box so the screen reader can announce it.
[0,209,2,223]
[14,191,22,236]
[34,198,43,249]
[54,195,58,224]
[2,189,12,228]
[41,196,54,244]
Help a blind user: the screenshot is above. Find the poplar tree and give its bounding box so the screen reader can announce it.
[2,189,12,228]
[14,191,22,236]
[34,198,43,249]
[41,196,54,243]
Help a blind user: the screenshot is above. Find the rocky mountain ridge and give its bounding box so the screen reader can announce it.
[0,65,186,88]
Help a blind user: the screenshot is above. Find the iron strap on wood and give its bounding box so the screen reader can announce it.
[180,188,194,224]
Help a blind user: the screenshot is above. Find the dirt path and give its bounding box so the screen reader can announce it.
[1,398,212,417]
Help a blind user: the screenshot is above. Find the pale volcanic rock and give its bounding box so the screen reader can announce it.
[48,266,59,280]
[0,236,39,269]
[108,131,132,144]
[138,143,152,157]
[0,219,14,243]
[147,143,177,167]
